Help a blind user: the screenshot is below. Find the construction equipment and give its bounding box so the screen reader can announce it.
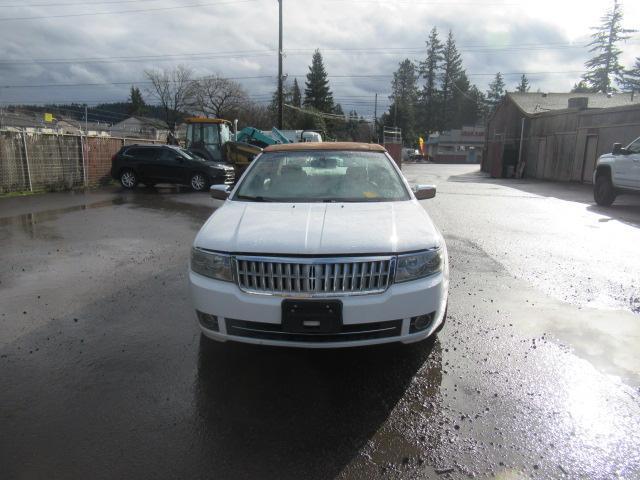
[183,117,290,180]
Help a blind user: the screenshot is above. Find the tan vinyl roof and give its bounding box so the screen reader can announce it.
[263,142,386,153]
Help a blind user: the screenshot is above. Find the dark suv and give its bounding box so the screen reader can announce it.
[110,144,234,191]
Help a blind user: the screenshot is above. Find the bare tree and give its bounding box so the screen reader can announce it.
[144,65,195,132]
[192,75,248,119]
[235,102,272,130]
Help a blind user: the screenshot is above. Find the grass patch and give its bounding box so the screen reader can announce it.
[0,190,39,198]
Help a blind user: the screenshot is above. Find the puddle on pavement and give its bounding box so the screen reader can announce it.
[0,190,215,240]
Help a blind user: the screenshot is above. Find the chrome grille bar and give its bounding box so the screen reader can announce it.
[235,255,395,297]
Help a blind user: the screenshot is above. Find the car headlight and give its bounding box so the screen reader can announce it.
[395,248,443,283]
[190,248,234,282]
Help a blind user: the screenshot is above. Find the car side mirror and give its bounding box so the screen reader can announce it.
[176,156,185,162]
[413,184,436,200]
[612,143,622,155]
[210,184,230,200]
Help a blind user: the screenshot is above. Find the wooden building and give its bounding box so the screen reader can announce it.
[483,92,640,182]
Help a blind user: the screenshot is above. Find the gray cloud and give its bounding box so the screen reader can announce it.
[0,0,637,118]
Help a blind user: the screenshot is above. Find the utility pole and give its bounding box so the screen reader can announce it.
[277,0,284,129]
[393,102,397,127]
[84,105,88,133]
[373,93,378,143]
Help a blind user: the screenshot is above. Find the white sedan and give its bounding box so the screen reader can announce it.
[189,142,448,348]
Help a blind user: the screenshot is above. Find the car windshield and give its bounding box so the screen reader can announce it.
[171,147,197,160]
[233,150,409,202]
[626,137,640,154]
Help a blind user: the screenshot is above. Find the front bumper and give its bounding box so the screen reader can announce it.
[209,167,235,185]
[189,270,448,348]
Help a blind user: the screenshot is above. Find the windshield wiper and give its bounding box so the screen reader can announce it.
[236,194,273,202]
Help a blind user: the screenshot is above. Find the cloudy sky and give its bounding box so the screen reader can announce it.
[0,0,638,120]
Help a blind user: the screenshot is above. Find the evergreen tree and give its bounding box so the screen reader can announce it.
[387,59,419,143]
[304,50,334,112]
[621,57,640,92]
[418,27,443,134]
[287,78,302,127]
[468,85,488,124]
[486,72,506,111]
[571,80,593,93]
[346,110,360,140]
[582,0,636,92]
[269,79,293,128]
[291,78,302,107]
[128,86,146,116]
[451,72,480,127]
[515,74,530,93]
[439,30,463,131]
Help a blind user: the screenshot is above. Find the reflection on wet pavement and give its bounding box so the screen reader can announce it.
[1,167,639,479]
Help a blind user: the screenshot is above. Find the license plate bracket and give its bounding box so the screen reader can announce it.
[282,299,342,334]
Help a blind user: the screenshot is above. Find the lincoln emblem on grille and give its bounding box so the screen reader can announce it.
[308,265,317,291]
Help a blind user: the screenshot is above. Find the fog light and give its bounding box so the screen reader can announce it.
[410,312,435,333]
[196,311,219,331]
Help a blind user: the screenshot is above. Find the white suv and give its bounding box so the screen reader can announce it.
[593,136,640,206]
[188,143,449,348]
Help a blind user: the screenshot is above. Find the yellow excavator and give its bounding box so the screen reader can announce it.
[183,117,290,179]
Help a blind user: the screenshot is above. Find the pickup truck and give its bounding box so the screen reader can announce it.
[593,136,640,206]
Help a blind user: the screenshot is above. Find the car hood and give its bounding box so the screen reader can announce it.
[204,161,233,170]
[194,200,442,255]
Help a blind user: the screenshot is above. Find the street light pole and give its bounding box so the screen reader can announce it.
[277,0,284,129]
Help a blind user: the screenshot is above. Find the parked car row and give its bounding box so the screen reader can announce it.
[110,144,234,191]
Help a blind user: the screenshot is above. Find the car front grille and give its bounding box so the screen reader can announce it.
[226,318,402,342]
[223,169,235,185]
[234,255,395,296]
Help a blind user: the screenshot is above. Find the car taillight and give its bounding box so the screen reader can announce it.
[111,154,117,163]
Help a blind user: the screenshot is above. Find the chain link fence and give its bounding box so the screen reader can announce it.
[0,129,161,194]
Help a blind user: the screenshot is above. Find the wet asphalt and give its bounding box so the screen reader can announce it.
[1,164,639,479]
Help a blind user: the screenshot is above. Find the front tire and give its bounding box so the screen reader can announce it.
[190,172,208,192]
[594,175,616,206]
[120,169,138,189]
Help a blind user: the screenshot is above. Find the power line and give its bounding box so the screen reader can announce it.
[284,104,374,122]
[0,70,588,89]
[0,0,167,8]
[0,76,275,89]
[0,0,259,21]
[0,49,278,66]
[1,41,624,66]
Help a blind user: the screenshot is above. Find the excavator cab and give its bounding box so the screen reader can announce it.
[184,117,232,162]
[183,117,290,181]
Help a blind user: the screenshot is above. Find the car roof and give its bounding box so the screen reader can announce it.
[125,144,164,148]
[263,142,386,153]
